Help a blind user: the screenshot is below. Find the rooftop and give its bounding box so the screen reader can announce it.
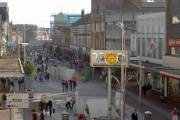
[72,14,91,26]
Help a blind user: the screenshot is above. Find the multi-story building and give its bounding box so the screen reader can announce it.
[36,27,49,40]
[0,2,9,56]
[52,12,71,49]
[161,0,180,101]
[14,24,37,43]
[49,14,80,40]
[71,10,91,54]
[91,0,106,50]
[132,12,165,91]
[91,0,165,51]
[131,12,180,103]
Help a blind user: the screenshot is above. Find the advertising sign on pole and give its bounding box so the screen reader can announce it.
[90,50,129,67]
[6,93,29,108]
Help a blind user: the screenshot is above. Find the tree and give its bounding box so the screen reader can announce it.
[24,61,36,76]
[23,61,36,90]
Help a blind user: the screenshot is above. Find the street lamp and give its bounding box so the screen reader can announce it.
[21,42,29,64]
[116,17,126,120]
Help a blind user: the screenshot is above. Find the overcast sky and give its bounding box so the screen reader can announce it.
[0,0,91,27]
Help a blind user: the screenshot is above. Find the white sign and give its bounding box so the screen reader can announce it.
[6,93,29,108]
[90,50,129,67]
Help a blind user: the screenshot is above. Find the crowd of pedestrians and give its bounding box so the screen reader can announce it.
[0,78,24,92]
[32,100,54,120]
[61,80,77,92]
[33,53,51,83]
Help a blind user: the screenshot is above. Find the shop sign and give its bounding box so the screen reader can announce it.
[169,38,180,46]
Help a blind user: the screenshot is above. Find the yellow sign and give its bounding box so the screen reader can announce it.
[105,52,118,65]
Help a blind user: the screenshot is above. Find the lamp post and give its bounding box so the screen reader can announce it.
[21,43,29,65]
[116,17,126,120]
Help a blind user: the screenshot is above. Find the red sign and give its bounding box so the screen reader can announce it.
[169,38,180,46]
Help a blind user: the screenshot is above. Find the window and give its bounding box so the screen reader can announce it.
[172,16,180,24]
[158,38,163,58]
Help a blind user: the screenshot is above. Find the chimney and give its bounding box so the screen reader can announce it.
[81,9,85,17]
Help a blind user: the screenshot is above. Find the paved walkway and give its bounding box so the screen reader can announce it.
[125,80,172,120]
[7,57,177,120]
[23,101,77,120]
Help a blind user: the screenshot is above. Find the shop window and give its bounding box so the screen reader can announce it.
[152,73,161,91]
[168,78,180,96]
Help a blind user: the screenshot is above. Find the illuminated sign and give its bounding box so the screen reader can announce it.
[90,50,128,67]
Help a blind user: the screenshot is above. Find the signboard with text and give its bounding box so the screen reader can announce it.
[90,50,129,67]
[169,38,180,46]
[6,93,29,108]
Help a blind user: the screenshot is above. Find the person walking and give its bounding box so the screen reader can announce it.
[73,80,77,91]
[48,100,53,117]
[40,112,45,120]
[65,95,72,110]
[71,95,75,110]
[62,80,65,92]
[46,72,50,81]
[171,108,178,120]
[2,94,7,108]
[69,80,73,91]
[9,81,14,92]
[131,109,138,120]
[44,102,48,115]
[18,80,22,91]
[39,100,44,112]
[32,109,37,120]
[65,80,69,92]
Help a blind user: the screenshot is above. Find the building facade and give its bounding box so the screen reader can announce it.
[163,0,180,69]
[135,12,165,92]
[131,12,180,102]
[14,24,37,43]
[52,12,71,49]
[91,0,106,50]
[71,11,91,54]
[0,2,9,56]
[91,0,165,51]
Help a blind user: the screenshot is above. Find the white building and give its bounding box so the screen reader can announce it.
[131,12,165,64]
[131,12,180,101]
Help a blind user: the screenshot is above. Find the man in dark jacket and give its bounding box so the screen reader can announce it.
[48,100,53,117]
[131,109,138,120]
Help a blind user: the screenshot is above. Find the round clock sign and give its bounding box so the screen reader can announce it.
[105,52,118,65]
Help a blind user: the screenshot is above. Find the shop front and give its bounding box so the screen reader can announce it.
[160,72,180,103]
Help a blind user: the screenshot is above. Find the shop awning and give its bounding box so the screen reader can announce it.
[160,70,180,79]
[0,56,24,78]
[130,60,180,79]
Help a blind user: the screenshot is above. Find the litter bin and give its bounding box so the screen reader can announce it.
[62,111,69,120]
[144,111,152,120]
